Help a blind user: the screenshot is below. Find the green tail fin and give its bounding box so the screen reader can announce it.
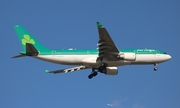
[14,25,50,52]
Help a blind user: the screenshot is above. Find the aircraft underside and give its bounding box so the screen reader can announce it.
[34,54,169,79]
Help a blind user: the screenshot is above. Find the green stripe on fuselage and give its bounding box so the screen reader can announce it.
[25,49,165,55]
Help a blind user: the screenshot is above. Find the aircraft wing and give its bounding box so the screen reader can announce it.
[97,22,120,61]
[45,65,88,74]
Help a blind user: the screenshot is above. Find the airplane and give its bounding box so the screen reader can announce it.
[12,22,171,79]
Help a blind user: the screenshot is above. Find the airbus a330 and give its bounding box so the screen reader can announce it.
[12,22,171,79]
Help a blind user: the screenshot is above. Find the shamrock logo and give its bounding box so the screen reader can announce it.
[22,34,35,45]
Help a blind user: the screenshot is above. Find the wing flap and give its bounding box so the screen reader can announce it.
[45,66,88,74]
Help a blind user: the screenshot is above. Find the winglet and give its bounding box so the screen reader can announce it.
[45,70,50,73]
[97,22,103,28]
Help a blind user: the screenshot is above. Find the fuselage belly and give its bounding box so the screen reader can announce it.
[35,53,170,67]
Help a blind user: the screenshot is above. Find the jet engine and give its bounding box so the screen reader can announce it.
[104,67,118,75]
[117,52,136,61]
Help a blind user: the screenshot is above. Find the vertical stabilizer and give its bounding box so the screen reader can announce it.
[14,25,50,52]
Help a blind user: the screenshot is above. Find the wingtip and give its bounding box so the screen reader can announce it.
[97,22,103,28]
[45,70,50,73]
[14,25,20,28]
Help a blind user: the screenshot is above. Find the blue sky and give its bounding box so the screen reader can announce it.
[1,0,180,108]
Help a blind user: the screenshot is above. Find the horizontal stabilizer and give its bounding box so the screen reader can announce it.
[12,43,39,58]
[45,66,88,74]
[26,43,39,56]
[12,54,26,58]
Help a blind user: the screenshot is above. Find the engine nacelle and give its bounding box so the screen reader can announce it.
[117,52,136,61]
[104,67,118,75]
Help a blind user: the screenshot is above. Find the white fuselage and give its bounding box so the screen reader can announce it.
[34,53,171,68]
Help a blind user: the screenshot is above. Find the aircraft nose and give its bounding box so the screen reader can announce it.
[165,54,172,61]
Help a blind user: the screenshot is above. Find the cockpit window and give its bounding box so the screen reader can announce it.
[164,52,167,54]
